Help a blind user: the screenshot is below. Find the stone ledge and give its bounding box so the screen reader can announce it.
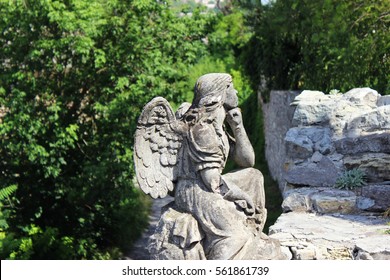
[269,212,390,260]
[281,185,390,214]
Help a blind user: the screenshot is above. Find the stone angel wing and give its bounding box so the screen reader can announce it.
[134,97,185,199]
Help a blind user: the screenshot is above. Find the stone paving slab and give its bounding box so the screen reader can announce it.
[269,212,390,260]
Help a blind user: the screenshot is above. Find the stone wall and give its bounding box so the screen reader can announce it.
[263,90,300,186]
[264,88,390,213]
[263,88,390,259]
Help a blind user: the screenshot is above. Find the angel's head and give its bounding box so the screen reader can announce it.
[192,73,238,111]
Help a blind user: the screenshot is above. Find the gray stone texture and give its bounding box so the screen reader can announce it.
[361,185,390,212]
[263,90,300,186]
[377,96,390,107]
[335,133,390,155]
[269,212,390,260]
[284,157,339,187]
[264,88,390,260]
[343,153,390,182]
[341,87,380,108]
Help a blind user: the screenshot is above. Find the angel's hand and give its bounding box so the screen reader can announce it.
[223,183,255,214]
[226,108,243,129]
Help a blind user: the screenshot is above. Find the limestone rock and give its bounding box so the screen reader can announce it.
[241,233,289,260]
[284,156,339,187]
[354,236,390,260]
[269,212,390,260]
[291,91,337,126]
[282,192,310,212]
[361,185,390,211]
[290,90,329,106]
[343,153,390,182]
[282,187,357,214]
[356,197,376,210]
[285,129,313,159]
[341,88,380,108]
[328,100,368,138]
[377,96,390,107]
[311,190,356,214]
[335,134,390,155]
[285,127,333,159]
[346,106,390,134]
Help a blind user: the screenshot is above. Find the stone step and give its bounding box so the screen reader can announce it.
[269,212,390,260]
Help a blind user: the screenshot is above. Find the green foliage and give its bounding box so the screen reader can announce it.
[0,0,214,259]
[242,0,390,97]
[335,168,367,190]
[0,185,17,201]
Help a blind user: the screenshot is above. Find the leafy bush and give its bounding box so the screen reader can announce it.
[335,169,367,190]
[0,0,214,259]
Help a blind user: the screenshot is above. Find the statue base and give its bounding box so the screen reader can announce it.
[148,204,288,260]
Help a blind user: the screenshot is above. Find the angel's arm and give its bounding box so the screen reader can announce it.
[226,108,255,167]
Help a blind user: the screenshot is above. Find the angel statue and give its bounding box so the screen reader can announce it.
[134,73,285,260]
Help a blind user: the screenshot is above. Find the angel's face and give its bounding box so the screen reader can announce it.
[224,82,238,110]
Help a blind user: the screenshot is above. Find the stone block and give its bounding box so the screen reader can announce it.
[343,153,390,183]
[361,185,390,211]
[311,190,356,214]
[356,197,375,210]
[292,101,335,126]
[341,87,380,108]
[285,128,313,159]
[377,96,390,107]
[290,90,329,106]
[335,133,390,155]
[269,212,390,260]
[285,127,333,159]
[284,157,339,187]
[346,106,390,134]
[354,236,390,260]
[282,192,310,212]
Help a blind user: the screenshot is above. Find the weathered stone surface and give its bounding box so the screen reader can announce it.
[335,133,390,155]
[136,73,283,260]
[148,205,206,260]
[269,212,390,260]
[285,127,333,159]
[240,233,289,260]
[263,90,300,189]
[346,106,390,134]
[311,190,356,214]
[284,157,339,187]
[343,153,390,182]
[282,187,356,214]
[292,94,336,126]
[354,236,390,260]
[377,96,390,107]
[127,197,174,260]
[361,185,390,211]
[356,197,375,210]
[341,87,380,108]
[263,88,390,260]
[285,129,313,159]
[290,90,329,106]
[282,192,310,212]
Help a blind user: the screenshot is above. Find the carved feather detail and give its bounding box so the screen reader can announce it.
[134,97,185,199]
